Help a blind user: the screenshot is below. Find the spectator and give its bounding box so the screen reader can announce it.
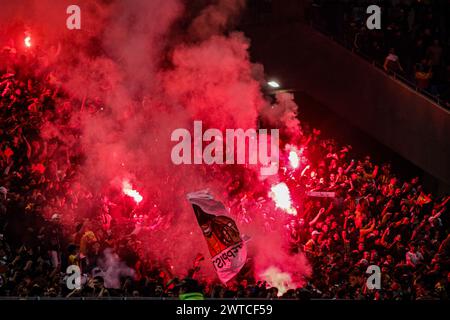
[308,1,450,106]
[384,48,404,74]
[414,59,433,90]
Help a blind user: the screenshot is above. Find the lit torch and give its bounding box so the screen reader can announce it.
[122,180,143,204]
[269,182,297,215]
[261,266,296,297]
[288,151,300,169]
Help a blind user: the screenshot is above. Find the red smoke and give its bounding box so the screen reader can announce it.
[24,35,32,48]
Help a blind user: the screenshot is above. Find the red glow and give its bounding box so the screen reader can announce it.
[122,180,143,204]
[288,150,300,169]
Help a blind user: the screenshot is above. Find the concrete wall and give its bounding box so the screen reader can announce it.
[245,24,450,190]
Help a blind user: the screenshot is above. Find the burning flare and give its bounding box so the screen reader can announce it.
[288,150,300,169]
[24,36,32,48]
[269,182,297,215]
[261,266,296,297]
[122,180,143,204]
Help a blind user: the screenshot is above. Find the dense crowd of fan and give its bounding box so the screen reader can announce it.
[308,0,450,107]
[0,45,449,300]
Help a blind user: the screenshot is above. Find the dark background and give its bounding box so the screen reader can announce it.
[239,0,450,194]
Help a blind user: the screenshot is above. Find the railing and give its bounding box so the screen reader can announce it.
[309,22,450,110]
[240,4,449,110]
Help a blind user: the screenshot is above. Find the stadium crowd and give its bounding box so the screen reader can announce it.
[308,0,450,107]
[0,46,449,300]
